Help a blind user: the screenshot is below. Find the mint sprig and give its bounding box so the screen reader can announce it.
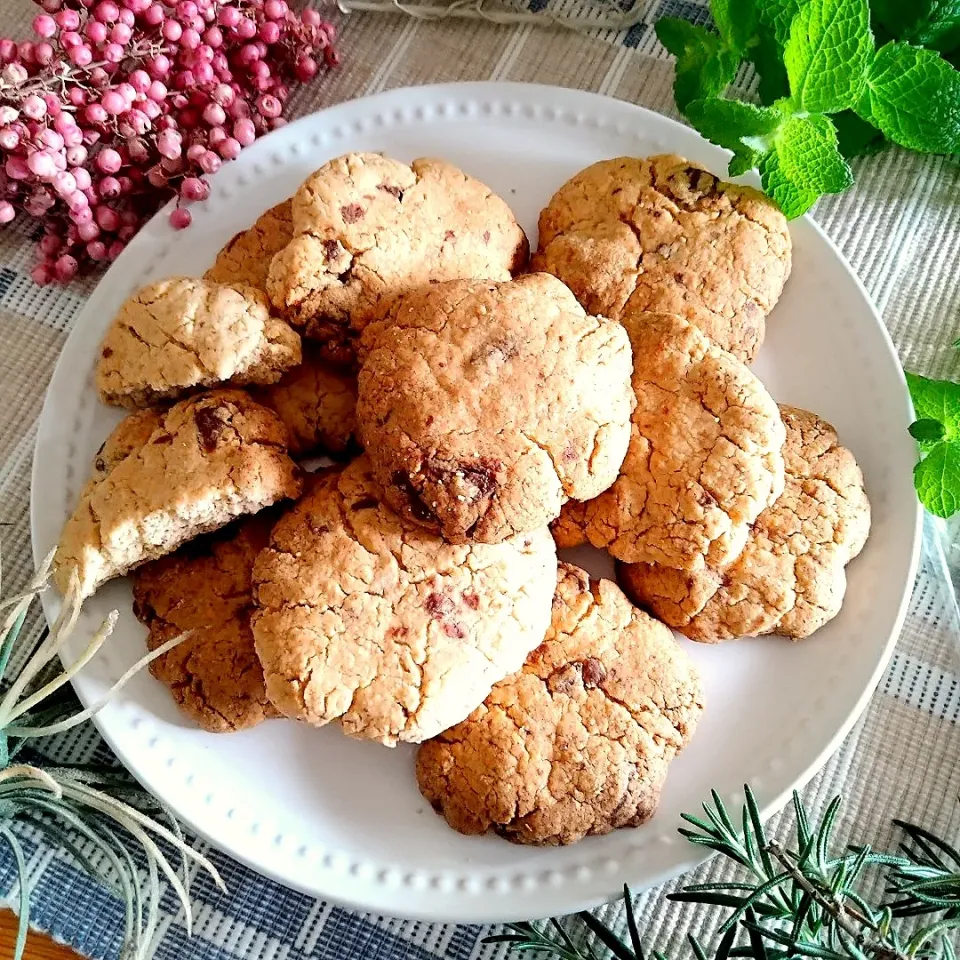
[657,0,960,219]
[906,372,960,518]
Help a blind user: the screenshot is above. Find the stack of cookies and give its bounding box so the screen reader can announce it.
[53,150,870,847]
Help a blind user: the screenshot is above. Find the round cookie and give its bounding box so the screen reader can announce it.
[255,347,358,457]
[204,200,294,292]
[617,406,871,641]
[357,274,635,544]
[132,514,279,733]
[267,153,529,367]
[580,312,785,571]
[533,155,792,364]
[251,456,557,746]
[415,563,703,845]
[96,277,301,408]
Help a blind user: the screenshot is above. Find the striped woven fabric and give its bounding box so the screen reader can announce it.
[2,0,960,957]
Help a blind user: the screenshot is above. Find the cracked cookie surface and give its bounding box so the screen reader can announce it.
[533,155,791,363]
[251,456,558,746]
[266,153,529,366]
[617,406,870,641]
[255,346,358,457]
[96,277,301,408]
[55,389,302,599]
[132,514,280,732]
[204,200,294,292]
[580,312,785,570]
[415,563,703,844]
[357,274,635,543]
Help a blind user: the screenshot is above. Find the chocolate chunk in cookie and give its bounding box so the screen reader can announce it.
[533,155,791,363]
[618,406,870,641]
[251,456,557,746]
[357,274,635,543]
[132,514,279,732]
[415,563,703,844]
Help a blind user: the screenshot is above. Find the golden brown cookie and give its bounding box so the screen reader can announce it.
[55,390,302,599]
[132,514,280,732]
[356,274,635,544]
[580,312,785,571]
[255,347,358,457]
[415,563,703,845]
[550,500,589,549]
[204,200,294,292]
[267,153,529,366]
[617,406,871,641]
[251,457,557,747]
[96,277,301,408]
[533,155,791,363]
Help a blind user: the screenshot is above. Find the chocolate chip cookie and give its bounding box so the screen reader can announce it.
[204,200,294,292]
[252,456,557,746]
[357,274,635,543]
[55,389,301,599]
[617,406,870,641]
[132,514,280,732]
[267,153,529,366]
[415,563,703,844]
[255,346,358,457]
[96,277,301,408]
[533,155,791,363]
[579,312,785,570]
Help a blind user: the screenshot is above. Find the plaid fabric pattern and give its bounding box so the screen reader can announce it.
[2,0,960,957]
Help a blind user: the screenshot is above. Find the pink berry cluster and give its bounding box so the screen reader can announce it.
[0,0,337,284]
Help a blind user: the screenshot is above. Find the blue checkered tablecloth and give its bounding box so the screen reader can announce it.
[3,0,960,957]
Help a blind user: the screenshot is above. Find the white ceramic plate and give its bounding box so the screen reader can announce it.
[31,82,922,923]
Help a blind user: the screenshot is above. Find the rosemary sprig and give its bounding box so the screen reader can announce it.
[487,787,960,960]
[0,552,222,960]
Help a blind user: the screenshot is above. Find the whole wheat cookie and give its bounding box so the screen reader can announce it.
[550,500,589,549]
[255,347,358,457]
[204,200,294,292]
[533,155,791,364]
[132,514,280,732]
[55,389,301,599]
[415,563,703,845]
[356,274,635,544]
[579,312,785,570]
[267,153,529,366]
[96,277,301,408]
[252,456,558,746]
[617,405,871,641]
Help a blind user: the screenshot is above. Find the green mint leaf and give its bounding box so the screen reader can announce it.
[774,114,854,193]
[863,41,960,153]
[686,97,784,146]
[832,108,888,157]
[655,18,741,111]
[686,97,782,177]
[870,0,960,54]
[905,371,960,438]
[711,0,760,55]
[909,418,947,445]
[784,0,873,113]
[913,441,960,517]
[759,0,804,47]
[759,148,822,218]
[728,148,763,176]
